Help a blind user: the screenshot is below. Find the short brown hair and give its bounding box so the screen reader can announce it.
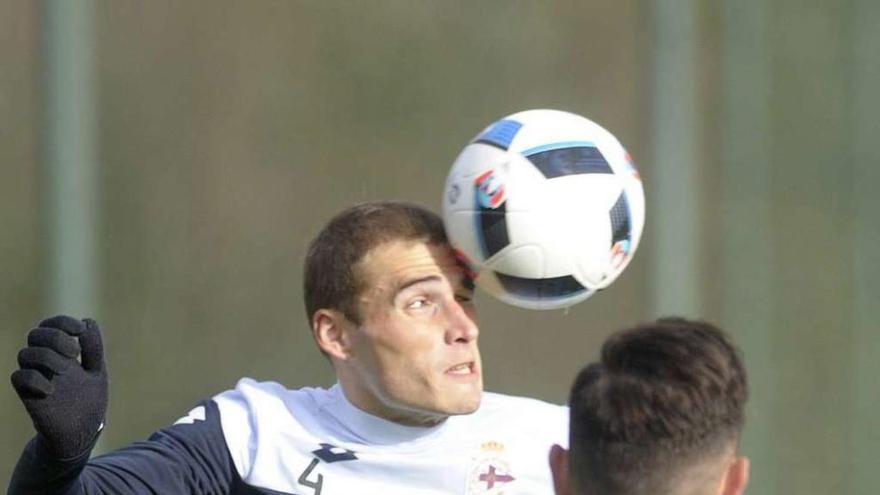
[303,200,448,325]
[568,317,748,495]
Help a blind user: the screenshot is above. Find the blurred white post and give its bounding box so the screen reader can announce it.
[648,1,701,315]
[850,0,880,490]
[719,3,775,492]
[44,0,99,317]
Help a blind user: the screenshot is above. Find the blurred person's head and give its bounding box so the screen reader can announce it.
[304,200,481,426]
[549,317,750,495]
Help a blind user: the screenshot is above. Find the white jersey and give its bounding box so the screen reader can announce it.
[18,378,567,495]
[214,378,568,495]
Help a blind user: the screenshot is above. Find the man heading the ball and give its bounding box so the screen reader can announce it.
[10,200,567,494]
[549,318,750,495]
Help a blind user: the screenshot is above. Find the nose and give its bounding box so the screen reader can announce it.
[444,300,479,345]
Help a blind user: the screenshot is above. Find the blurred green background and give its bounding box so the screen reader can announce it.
[1,1,877,493]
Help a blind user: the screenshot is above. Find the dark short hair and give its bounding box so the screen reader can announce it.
[568,317,748,495]
[303,200,448,325]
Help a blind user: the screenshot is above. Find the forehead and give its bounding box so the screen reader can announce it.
[357,240,468,289]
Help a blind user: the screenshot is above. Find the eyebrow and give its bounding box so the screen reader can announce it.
[394,275,443,296]
[393,274,474,297]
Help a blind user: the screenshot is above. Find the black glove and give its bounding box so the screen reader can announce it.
[10,315,108,460]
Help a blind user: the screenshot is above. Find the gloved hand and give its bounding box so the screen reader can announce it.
[10,315,108,459]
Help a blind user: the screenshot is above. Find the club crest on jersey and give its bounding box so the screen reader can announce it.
[466,441,516,494]
[475,169,506,209]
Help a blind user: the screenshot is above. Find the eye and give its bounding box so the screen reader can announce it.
[406,297,431,310]
[455,293,474,305]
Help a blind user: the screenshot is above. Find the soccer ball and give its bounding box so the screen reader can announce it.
[442,109,645,310]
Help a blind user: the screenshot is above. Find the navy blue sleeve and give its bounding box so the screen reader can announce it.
[7,435,92,495]
[9,399,238,495]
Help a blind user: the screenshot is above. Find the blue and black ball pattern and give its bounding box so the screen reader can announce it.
[525,146,613,178]
[471,117,613,301]
[495,272,588,300]
[609,192,631,246]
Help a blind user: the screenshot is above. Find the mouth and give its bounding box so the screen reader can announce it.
[445,361,477,377]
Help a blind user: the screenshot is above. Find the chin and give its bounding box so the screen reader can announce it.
[451,403,480,416]
[444,393,482,415]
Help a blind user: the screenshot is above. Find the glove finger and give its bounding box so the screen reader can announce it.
[37,315,85,337]
[18,346,75,377]
[79,318,105,372]
[27,327,82,359]
[11,368,54,399]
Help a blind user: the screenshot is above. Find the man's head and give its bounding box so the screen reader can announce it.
[305,201,481,426]
[550,318,750,495]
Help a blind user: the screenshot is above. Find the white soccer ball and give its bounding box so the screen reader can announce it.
[442,109,645,310]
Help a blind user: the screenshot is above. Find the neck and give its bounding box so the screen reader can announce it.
[337,378,449,427]
[374,405,449,427]
[324,384,453,446]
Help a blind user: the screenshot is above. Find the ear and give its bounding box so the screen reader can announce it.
[718,456,750,495]
[548,444,570,495]
[312,308,354,361]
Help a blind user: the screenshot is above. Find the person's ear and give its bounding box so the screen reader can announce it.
[718,456,749,495]
[312,309,354,361]
[548,444,570,495]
